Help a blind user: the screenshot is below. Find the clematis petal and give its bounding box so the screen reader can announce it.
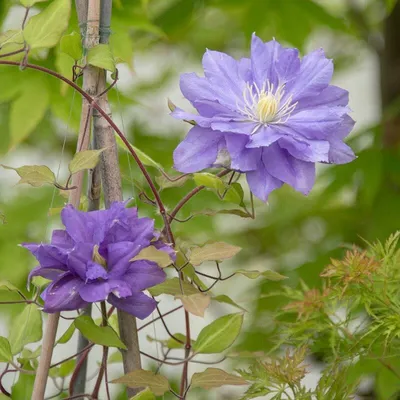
[225,134,261,171]
[296,85,350,110]
[246,161,283,202]
[285,48,333,102]
[202,50,246,109]
[107,241,143,278]
[42,273,86,313]
[275,48,300,84]
[67,243,94,280]
[251,34,282,89]
[180,72,217,103]
[108,292,157,320]
[123,260,166,292]
[86,261,108,281]
[263,144,316,195]
[328,139,356,164]
[51,230,74,249]
[246,126,284,148]
[173,126,224,173]
[79,280,132,303]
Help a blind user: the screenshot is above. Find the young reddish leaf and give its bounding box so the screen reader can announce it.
[131,246,174,268]
[189,242,242,266]
[193,313,243,354]
[191,368,248,389]
[176,293,211,317]
[112,369,169,396]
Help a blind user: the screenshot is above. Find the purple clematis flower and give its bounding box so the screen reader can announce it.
[22,202,174,319]
[172,34,356,201]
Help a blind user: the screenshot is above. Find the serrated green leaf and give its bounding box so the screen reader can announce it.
[148,277,199,297]
[9,76,50,148]
[189,242,242,266]
[60,31,82,60]
[193,313,243,354]
[129,388,156,400]
[112,369,170,396]
[21,0,48,6]
[87,44,116,72]
[68,149,105,174]
[2,164,55,187]
[9,304,42,354]
[57,322,75,345]
[131,246,174,268]
[235,269,287,281]
[191,368,248,389]
[176,293,211,317]
[115,135,162,170]
[23,0,70,49]
[213,295,247,312]
[0,337,12,362]
[74,316,126,349]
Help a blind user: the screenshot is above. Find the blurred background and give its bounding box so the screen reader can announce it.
[0,0,398,398]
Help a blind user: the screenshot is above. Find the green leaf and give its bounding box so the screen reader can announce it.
[59,359,75,377]
[57,323,75,345]
[21,0,48,6]
[20,346,41,360]
[189,242,242,266]
[176,293,211,317]
[155,173,191,189]
[223,182,245,206]
[9,76,50,148]
[11,364,34,399]
[74,316,127,349]
[0,280,19,292]
[23,0,71,49]
[386,0,398,13]
[87,44,116,72]
[193,313,243,354]
[196,209,251,219]
[146,333,190,350]
[194,173,226,192]
[115,135,162,170]
[213,295,247,312]
[191,368,248,389]
[0,337,12,362]
[0,30,25,61]
[9,304,42,354]
[112,369,170,396]
[148,277,199,297]
[2,164,56,187]
[131,246,174,268]
[68,149,105,174]
[235,269,287,281]
[129,388,156,400]
[60,31,82,61]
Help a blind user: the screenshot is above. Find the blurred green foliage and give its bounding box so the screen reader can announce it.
[0,0,399,398]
